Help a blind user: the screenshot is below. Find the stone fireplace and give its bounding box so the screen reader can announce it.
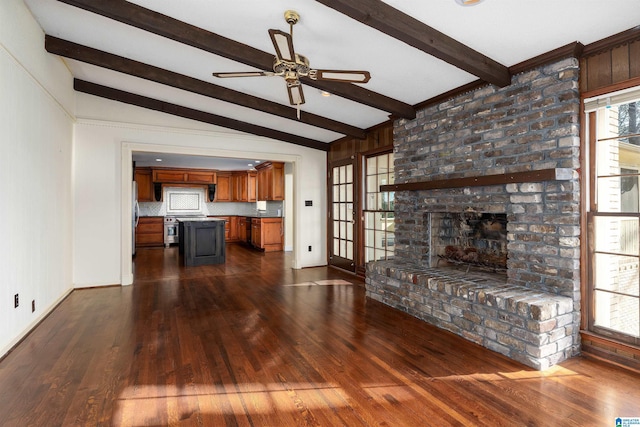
[365,57,581,370]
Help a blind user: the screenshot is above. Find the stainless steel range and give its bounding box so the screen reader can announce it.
[164,217,179,247]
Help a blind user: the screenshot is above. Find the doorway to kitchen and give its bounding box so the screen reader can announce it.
[121,142,302,285]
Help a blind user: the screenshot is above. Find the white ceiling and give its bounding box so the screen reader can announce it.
[23,0,640,160]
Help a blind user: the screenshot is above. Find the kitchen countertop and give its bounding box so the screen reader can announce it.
[177,217,226,222]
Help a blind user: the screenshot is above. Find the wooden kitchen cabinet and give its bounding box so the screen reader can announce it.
[238,216,247,242]
[185,170,216,184]
[152,167,216,184]
[134,167,154,202]
[208,216,239,242]
[215,173,233,202]
[255,162,284,201]
[135,216,164,247]
[233,171,257,202]
[251,217,283,252]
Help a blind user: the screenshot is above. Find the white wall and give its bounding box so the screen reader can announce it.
[73,94,328,287]
[0,0,75,356]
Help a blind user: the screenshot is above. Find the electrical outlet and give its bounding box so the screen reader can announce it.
[308,245,312,252]
[32,300,35,313]
[14,294,19,308]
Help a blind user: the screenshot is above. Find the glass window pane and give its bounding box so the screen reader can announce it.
[334,238,340,255]
[346,241,353,259]
[367,175,377,192]
[345,184,353,202]
[594,216,639,255]
[594,253,640,296]
[366,247,376,263]
[340,203,347,221]
[594,291,639,337]
[339,166,346,184]
[375,231,385,250]
[597,176,640,213]
[340,220,346,239]
[333,221,340,238]
[367,157,376,174]
[333,203,340,220]
[365,212,374,228]
[346,164,353,183]
[365,229,375,247]
[340,239,347,257]
[367,193,377,210]
[333,185,339,201]
[374,213,383,230]
[378,154,388,172]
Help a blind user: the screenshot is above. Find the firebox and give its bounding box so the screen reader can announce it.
[428,212,508,273]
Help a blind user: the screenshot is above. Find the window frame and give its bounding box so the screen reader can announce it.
[361,148,395,264]
[584,87,640,347]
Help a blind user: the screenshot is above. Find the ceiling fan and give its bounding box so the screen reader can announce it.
[212,10,371,117]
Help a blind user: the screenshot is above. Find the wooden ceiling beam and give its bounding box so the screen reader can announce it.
[45,36,366,139]
[315,0,511,87]
[74,80,330,152]
[55,0,416,119]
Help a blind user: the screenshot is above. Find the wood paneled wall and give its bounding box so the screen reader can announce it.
[328,122,394,162]
[580,35,640,93]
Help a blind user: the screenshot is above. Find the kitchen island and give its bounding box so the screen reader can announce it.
[178,218,226,266]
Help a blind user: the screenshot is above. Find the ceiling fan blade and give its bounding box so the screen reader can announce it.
[286,83,305,106]
[212,71,274,78]
[312,69,371,83]
[269,29,296,62]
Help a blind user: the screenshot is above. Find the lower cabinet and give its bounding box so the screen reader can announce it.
[206,216,283,251]
[135,216,164,247]
[178,219,226,266]
[208,216,239,242]
[251,218,283,252]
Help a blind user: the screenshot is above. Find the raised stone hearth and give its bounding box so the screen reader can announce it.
[365,57,581,370]
[367,261,574,370]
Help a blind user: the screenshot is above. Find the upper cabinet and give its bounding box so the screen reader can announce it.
[135,165,278,203]
[215,172,233,202]
[233,171,257,202]
[152,168,216,184]
[256,162,284,201]
[134,167,154,202]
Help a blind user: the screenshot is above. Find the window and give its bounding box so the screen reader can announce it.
[586,88,640,344]
[364,151,395,263]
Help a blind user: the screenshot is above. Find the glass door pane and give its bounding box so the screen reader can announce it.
[330,161,355,271]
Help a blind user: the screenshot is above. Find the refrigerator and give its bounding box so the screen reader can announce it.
[132,181,140,256]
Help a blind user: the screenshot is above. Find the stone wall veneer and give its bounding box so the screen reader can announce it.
[366,58,581,370]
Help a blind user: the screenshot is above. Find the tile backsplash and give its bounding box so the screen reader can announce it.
[139,201,284,217]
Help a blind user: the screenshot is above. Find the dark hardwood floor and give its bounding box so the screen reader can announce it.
[1,243,639,426]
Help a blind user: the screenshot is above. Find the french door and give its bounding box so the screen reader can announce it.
[329,159,355,272]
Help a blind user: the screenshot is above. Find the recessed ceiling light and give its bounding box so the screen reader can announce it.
[155,158,163,162]
[254,160,260,163]
[319,90,331,97]
[248,163,253,167]
[455,0,484,5]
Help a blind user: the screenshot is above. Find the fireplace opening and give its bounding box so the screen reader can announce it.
[430,212,508,274]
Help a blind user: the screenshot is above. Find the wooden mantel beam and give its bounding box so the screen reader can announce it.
[381,169,574,192]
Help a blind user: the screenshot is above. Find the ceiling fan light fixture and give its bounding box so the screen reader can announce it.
[455,0,484,5]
